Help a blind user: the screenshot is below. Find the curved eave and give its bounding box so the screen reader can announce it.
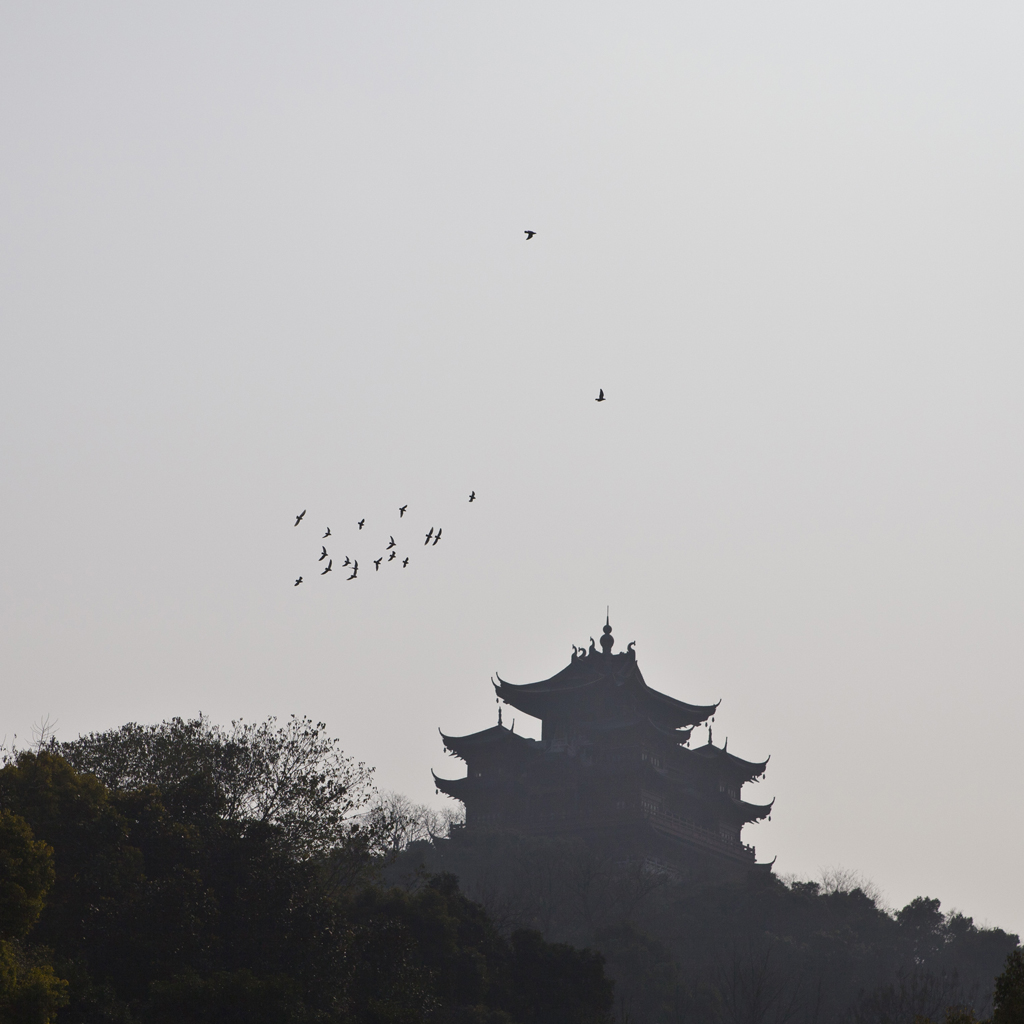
[439,724,535,759]
[495,669,718,731]
[689,743,770,781]
[730,795,775,823]
[494,674,603,717]
[495,648,638,693]
[642,687,719,728]
[431,771,483,800]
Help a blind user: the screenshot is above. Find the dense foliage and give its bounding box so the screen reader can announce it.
[1,716,1020,1024]
[0,807,68,1023]
[0,718,613,1024]
[391,829,1023,1024]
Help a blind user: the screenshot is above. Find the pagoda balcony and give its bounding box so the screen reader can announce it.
[645,807,757,863]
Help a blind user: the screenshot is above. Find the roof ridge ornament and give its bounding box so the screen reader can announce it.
[600,610,614,655]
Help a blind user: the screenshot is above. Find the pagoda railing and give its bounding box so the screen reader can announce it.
[646,808,756,862]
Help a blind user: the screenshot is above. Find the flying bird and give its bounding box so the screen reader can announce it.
[374,557,382,571]
[402,557,409,567]
[347,567,358,580]
[321,560,332,575]
[432,528,442,546]
[595,389,605,402]
[294,510,306,526]
[469,491,476,502]
[386,536,396,550]
[319,547,329,561]
[524,230,536,240]
[323,527,331,539]
[353,560,358,572]
[294,577,303,586]
[424,527,434,545]
[388,551,397,562]
[357,519,365,530]
[399,505,407,517]
[342,556,351,567]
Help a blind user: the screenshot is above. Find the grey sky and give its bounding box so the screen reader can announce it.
[2,3,1023,935]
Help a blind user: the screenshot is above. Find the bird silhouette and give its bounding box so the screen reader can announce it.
[386,536,396,550]
[357,519,365,530]
[424,527,434,545]
[402,557,409,567]
[294,577,303,586]
[353,560,358,571]
[399,505,407,517]
[318,547,329,561]
[374,557,382,571]
[469,491,476,502]
[342,556,351,567]
[323,527,331,539]
[524,230,536,239]
[432,528,442,546]
[347,567,358,580]
[321,560,332,575]
[388,551,397,562]
[294,510,306,526]
[595,389,605,402]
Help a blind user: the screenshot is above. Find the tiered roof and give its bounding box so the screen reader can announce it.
[433,616,774,858]
[492,620,719,731]
[439,723,538,760]
[681,740,769,783]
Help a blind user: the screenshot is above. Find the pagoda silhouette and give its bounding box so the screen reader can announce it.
[433,616,774,879]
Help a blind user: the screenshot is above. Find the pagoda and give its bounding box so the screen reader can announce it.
[433,617,774,879]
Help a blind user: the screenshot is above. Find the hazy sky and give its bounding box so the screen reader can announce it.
[3,2,1024,936]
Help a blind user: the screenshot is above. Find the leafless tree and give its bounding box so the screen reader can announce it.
[363,791,464,858]
[31,715,59,752]
[819,865,885,906]
[715,941,803,1024]
[850,968,977,1024]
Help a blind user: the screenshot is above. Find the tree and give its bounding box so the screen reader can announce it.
[364,791,463,858]
[993,948,1024,1024]
[0,808,68,1024]
[898,898,948,964]
[341,873,614,1024]
[508,928,613,1024]
[54,715,375,856]
[714,941,803,1024]
[0,812,53,939]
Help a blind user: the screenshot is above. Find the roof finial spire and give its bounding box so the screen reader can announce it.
[498,706,503,727]
[600,609,614,654]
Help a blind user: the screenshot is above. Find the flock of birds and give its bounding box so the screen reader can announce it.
[291,231,605,587]
[291,494,477,586]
